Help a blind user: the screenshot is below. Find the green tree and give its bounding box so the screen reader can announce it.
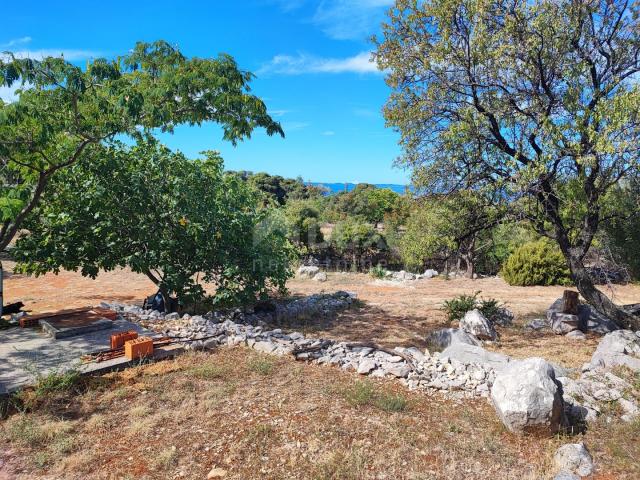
[601,179,640,279]
[0,40,283,254]
[14,141,295,310]
[376,0,640,328]
[283,199,325,252]
[332,184,401,223]
[399,191,503,275]
[331,218,385,270]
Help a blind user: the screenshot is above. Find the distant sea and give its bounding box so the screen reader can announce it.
[309,182,410,195]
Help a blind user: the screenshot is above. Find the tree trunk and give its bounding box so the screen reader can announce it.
[462,252,474,279]
[144,270,174,313]
[562,249,639,330]
[562,290,579,315]
[0,260,3,317]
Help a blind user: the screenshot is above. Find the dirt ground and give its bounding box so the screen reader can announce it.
[1,349,639,480]
[1,267,640,478]
[4,263,640,368]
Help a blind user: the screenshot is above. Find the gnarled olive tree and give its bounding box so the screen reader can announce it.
[375,0,640,328]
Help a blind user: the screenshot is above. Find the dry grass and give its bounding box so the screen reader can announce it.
[5,264,640,368]
[1,347,638,479]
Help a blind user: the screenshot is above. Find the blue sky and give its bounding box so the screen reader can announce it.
[1,0,409,184]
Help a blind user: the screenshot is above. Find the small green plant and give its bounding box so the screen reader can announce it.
[369,264,387,279]
[341,380,408,412]
[33,368,82,398]
[442,292,481,323]
[442,292,505,323]
[373,392,408,412]
[501,239,572,286]
[247,356,275,375]
[478,298,502,321]
[342,381,375,407]
[187,364,228,380]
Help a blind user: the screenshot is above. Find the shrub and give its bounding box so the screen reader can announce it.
[369,264,387,279]
[442,292,480,323]
[15,140,296,309]
[501,240,572,286]
[442,292,505,323]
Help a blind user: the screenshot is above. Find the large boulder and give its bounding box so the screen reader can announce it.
[425,328,481,350]
[459,309,498,341]
[490,357,564,435]
[441,342,510,371]
[590,330,640,370]
[554,443,594,477]
[297,265,320,279]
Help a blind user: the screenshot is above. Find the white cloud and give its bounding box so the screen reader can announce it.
[1,37,32,48]
[321,130,335,136]
[282,121,310,131]
[270,0,393,40]
[260,51,380,75]
[312,0,394,40]
[270,109,291,117]
[1,36,98,60]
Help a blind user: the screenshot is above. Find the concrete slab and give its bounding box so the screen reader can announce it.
[0,319,159,394]
[40,317,113,339]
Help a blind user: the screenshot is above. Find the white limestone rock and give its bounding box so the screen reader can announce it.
[490,357,564,435]
[554,443,593,477]
[459,309,498,341]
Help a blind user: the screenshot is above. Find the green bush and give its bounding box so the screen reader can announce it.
[501,240,572,286]
[442,292,505,323]
[442,292,480,323]
[369,264,387,279]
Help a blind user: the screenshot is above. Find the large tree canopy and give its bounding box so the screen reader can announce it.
[375,0,640,328]
[0,40,283,252]
[14,140,294,309]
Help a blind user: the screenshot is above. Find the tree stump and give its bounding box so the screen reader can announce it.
[562,290,579,315]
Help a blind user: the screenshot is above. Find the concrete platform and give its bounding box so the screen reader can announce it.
[40,317,113,339]
[0,319,160,395]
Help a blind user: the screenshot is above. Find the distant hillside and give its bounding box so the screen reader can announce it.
[310,182,410,194]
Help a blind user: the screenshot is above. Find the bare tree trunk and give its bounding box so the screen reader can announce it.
[0,260,3,317]
[562,247,639,330]
[462,252,474,279]
[537,176,639,330]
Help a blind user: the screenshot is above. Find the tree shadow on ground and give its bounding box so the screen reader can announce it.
[265,298,451,350]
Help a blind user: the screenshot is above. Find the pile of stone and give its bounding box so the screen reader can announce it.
[105,292,639,437]
[559,329,640,423]
[104,291,356,330]
[524,292,625,337]
[546,291,619,337]
[376,269,439,282]
[296,265,327,282]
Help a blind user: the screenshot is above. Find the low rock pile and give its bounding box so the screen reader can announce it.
[376,269,439,282]
[104,292,639,435]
